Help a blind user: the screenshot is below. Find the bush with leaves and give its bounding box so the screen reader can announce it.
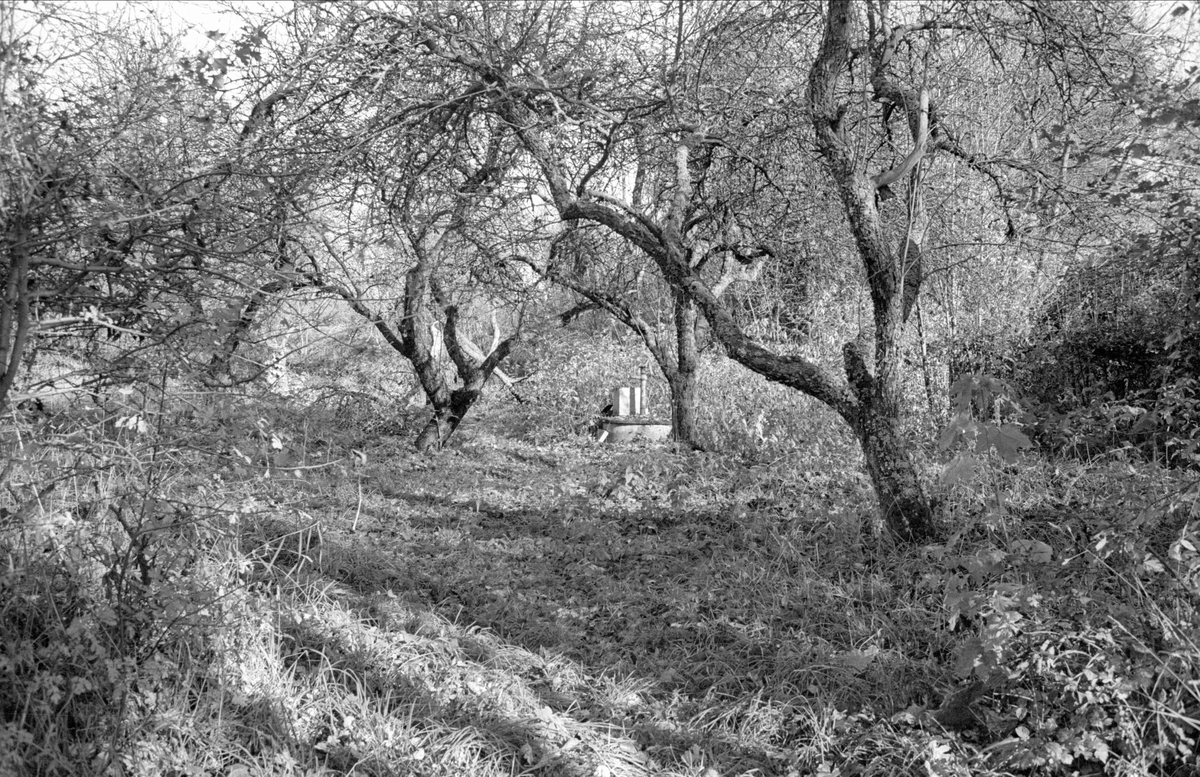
[0,399,255,775]
[932,383,1200,775]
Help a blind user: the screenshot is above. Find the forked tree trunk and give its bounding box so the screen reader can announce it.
[415,385,482,452]
[806,0,937,541]
[323,263,516,454]
[412,302,517,453]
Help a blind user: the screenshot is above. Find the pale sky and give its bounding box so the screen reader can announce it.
[1143,0,1200,74]
[75,0,1200,77]
[88,0,291,52]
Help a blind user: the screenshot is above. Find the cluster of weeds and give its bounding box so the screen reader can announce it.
[1,398,241,774]
[927,382,1200,775]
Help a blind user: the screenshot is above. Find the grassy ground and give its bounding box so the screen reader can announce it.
[213,421,925,777]
[2,392,1198,776]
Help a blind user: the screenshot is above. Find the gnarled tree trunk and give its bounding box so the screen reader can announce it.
[413,303,516,452]
[806,0,937,541]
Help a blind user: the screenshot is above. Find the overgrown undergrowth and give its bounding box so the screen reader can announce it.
[1,393,1198,777]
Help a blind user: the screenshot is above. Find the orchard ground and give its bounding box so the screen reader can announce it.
[3,375,1196,777]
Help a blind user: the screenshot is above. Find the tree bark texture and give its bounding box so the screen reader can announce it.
[808,0,936,541]
[668,289,700,447]
[0,220,32,408]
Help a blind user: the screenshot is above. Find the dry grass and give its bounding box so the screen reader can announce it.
[1,374,1197,776]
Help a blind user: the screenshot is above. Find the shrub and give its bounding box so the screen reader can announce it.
[934,399,1200,775]
[0,397,256,775]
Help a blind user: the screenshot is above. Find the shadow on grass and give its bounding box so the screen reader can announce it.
[236,539,802,776]
[240,439,944,775]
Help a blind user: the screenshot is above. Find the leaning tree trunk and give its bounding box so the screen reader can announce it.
[848,398,934,542]
[398,265,454,452]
